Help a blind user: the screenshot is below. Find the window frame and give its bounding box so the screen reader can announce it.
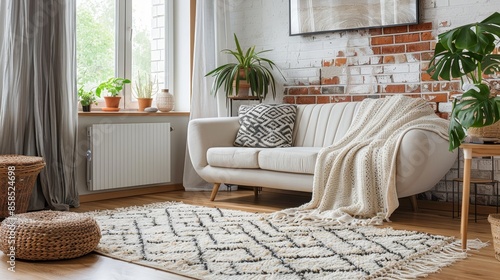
[78,0,173,111]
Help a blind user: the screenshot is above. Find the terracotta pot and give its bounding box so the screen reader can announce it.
[238,68,247,79]
[137,98,153,111]
[233,68,251,97]
[233,79,250,97]
[103,96,121,112]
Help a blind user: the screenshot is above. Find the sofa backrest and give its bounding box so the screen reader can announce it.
[293,102,361,147]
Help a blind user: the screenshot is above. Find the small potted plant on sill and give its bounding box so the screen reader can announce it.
[427,12,500,151]
[78,87,97,112]
[133,72,157,111]
[96,77,131,112]
[205,34,284,103]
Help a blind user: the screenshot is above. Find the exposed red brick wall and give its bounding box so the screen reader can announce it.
[282,22,453,109]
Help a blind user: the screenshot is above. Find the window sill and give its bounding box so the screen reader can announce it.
[78,111,190,117]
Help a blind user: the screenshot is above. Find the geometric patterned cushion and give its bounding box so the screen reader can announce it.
[234,104,297,148]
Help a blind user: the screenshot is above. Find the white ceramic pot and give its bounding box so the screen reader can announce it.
[156,89,174,112]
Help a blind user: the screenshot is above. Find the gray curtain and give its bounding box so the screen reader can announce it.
[0,0,79,210]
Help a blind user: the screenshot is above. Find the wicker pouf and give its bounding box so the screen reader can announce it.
[488,214,500,262]
[0,211,101,260]
[0,155,45,217]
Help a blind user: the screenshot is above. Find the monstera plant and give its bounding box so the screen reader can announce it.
[427,12,500,151]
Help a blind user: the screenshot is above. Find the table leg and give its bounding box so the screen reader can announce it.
[461,149,472,249]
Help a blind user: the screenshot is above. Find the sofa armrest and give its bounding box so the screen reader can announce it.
[395,128,457,197]
[187,117,240,170]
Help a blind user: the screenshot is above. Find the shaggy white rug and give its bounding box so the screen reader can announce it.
[88,202,484,279]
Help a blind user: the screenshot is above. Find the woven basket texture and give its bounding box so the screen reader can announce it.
[467,121,500,139]
[0,211,101,260]
[0,155,45,217]
[488,214,500,262]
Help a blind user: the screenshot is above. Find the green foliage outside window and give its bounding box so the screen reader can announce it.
[77,0,154,94]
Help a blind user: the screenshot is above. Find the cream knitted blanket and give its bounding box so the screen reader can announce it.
[273,95,450,225]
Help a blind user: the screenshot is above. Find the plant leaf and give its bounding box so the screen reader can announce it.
[482,54,500,74]
[427,50,480,80]
[428,12,500,83]
[481,11,500,24]
[448,84,500,150]
[460,84,497,124]
[234,34,243,58]
[455,26,477,51]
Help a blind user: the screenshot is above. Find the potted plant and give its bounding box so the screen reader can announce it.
[96,77,131,111]
[133,72,157,111]
[78,87,98,112]
[205,34,284,101]
[427,12,500,151]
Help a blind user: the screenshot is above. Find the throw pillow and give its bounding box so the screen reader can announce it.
[234,104,297,148]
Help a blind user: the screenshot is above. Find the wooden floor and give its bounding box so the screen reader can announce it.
[1,189,499,280]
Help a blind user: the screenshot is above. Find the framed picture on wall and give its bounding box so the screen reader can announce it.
[289,0,419,36]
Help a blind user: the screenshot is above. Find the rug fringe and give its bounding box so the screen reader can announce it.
[365,239,489,279]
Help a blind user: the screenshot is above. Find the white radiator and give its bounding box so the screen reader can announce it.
[87,123,171,191]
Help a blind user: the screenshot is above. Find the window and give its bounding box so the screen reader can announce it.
[76,0,172,110]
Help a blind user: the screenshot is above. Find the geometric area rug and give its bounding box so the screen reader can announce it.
[87,202,485,280]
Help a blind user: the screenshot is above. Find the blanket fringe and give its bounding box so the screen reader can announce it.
[365,239,488,279]
[267,208,386,226]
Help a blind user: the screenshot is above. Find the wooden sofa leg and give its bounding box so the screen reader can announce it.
[409,195,419,212]
[253,187,262,198]
[210,183,221,201]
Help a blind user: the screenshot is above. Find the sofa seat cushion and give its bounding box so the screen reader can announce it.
[207,147,264,169]
[258,147,321,174]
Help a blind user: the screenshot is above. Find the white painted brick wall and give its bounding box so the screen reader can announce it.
[151,2,165,86]
[360,66,373,75]
[348,84,377,94]
[393,73,420,83]
[349,67,361,75]
[377,75,393,84]
[348,76,364,85]
[383,64,411,74]
[151,50,161,61]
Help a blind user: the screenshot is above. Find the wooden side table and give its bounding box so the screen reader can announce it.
[460,143,500,249]
[452,152,499,222]
[228,96,260,116]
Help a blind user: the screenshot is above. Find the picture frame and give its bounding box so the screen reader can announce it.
[289,0,419,36]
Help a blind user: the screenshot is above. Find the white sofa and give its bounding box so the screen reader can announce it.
[188,102,457,201]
